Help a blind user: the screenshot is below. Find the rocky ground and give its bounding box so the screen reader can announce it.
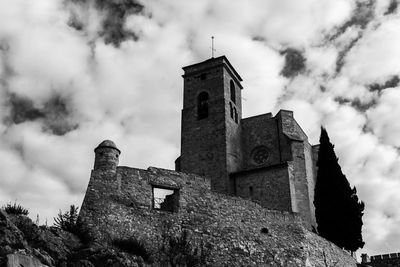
[0,210,149,267]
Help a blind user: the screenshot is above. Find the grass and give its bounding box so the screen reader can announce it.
[3,202,29,215]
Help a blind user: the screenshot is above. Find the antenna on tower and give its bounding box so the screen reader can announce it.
[211,36,216,58]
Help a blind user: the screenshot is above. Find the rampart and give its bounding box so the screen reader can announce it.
[80,165,356,266]
[362,252,400,267]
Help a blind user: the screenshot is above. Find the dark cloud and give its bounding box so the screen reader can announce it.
[335,96,377,112]
[5,94,78,136]
[368,75,399,93]
[335,35,363,73]
[280,48,306,78]
[331,0,376,40]
[384,0,398,15]
[66,0,144,47]
[326,0,376,74]
[67,12,84,31]
[7,94,45,124]
[252,36,266,42]
[41,95,79,135]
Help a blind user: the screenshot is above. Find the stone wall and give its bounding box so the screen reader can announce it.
[304,141,317,228]
[80,166,356,266]
[232,163,292,212]
[224,67,243,178]
[241,113,281,169]
[288,140,314,229]
[180,56,243,194]
[363,253,400,267]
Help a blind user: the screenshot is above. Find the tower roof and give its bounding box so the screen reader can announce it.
[182,56,243,87]
[95,140,121,153]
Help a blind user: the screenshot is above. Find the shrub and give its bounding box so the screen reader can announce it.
[53,205,93,244]
[3,202,29,215]
[112,237,151,262]
[161,229,212,267]
[54,205,79,232]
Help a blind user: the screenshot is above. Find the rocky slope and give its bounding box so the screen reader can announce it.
[0,208,358,266]
[0,210,147,267]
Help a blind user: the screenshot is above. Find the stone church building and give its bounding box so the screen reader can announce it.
[176,56,319,228]
[79,56,355,266]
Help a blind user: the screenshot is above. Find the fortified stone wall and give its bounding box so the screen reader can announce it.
[80,165,356,266]
[363,253,400,267]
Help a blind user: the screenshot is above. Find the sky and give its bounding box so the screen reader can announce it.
[0,0,399,259]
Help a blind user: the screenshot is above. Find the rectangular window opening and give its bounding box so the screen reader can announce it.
[152,186,179,212]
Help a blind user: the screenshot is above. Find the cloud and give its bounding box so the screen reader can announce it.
[368,75,399,92]
[1,0,400,258]
[384,0,398,15]
[366,88,400,147]
[280,48,306,78]
[66,0,144,46]
[343,17,400,83]
[5,93,78,135]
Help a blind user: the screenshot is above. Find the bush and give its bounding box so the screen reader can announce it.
[112,237,151,262]
[3,202,29,215]
[53,205,93,244]
[54,205,79,232]
[161,229,212,267]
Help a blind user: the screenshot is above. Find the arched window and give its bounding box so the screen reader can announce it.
[229,102,234,119]
[230,80,236,103]
[197,92,209,120]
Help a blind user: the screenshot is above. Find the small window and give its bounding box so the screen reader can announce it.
[229,102,234,119]
[230,80,236,103]
[152,186,179,212]
[197,92,209,120]
[249,186,253,197]
[234,107,238,123]
[200,73,207,80]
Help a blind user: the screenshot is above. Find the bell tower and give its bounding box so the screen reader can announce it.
[178,56,243,194]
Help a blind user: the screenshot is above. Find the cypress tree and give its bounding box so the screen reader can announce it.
[314,127,365,252]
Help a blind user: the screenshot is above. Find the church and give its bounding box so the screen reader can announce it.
[176,55,319,228]
[78,56,355,266]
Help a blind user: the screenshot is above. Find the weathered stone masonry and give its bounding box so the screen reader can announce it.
[79,56,356,266]
[177,56,318,228]
[80,163,355,266]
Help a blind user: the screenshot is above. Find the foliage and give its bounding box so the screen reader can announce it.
[54,205,79,232]
[314,127,365,252]
[53,205,93,244]
[3,201,29,215]
[160,223,212,267]
[112,237,151,262]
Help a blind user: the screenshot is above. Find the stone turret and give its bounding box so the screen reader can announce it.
[93,140,120,172]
